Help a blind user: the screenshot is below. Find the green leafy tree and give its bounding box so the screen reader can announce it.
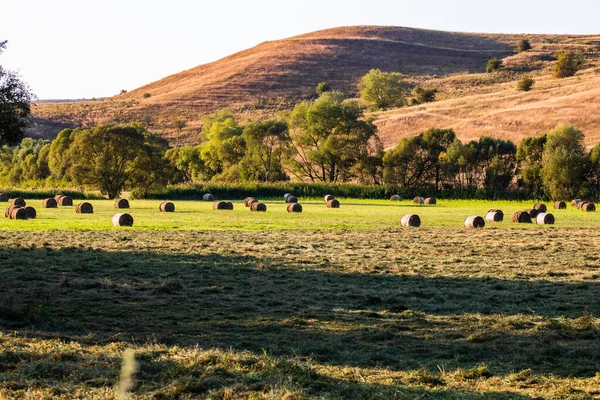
[358,69,408,110]
[0,40,35,145]
[588,143,600,196]
[199,109,245,180]
[48,128,77,179]
[541,124,587,199]
[516,76,535,91]
[517,39,532,52]
[287,91,378,182]
[486,58,503,73]
[239,119,289,182]
[553,50,584,78]
[516,134,547,196]
[128,129,173,197]
[315,82,330,96]
[165,146,206,183]
[408,86,438,105]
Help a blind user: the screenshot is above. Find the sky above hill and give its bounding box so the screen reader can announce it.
[2,0,599,100]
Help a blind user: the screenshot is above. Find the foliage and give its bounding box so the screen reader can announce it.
[486,58,503,73]
[358,68,409,110]
[408,86,438,105]
[127,128,173,198]
[315,81,330,96]
[239,119,289,182]
[199,109,245,180]
[516,76,534,91]
[0,40,35,145]
[553,50,584,78]
[516,134,547,197]
[517,39,531,52]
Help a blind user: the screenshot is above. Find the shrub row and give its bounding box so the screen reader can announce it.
[0,188,103,200]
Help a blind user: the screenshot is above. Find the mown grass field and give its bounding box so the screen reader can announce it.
[1,198,600,399]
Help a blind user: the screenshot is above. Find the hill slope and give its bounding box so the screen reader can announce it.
[30,26,600,145]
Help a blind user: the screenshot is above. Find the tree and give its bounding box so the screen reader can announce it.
[486,58,502,73]
[408,86,438,105]
[67,125,146,199]
[516,76,535,91]
[315,82,330,96]
[517,39,531,52]
[516,134,547,196]
[165,145,205,183]
[358,69,408,110]
[239,119,289,182]
[553,50,584,78]
[128,128,173,197]
[199,109,245,180]
[0,40,35,145]
[541,124,587,200]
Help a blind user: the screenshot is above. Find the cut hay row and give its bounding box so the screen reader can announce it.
[76,202,94,214]
[114,198,130,209]
[464,216,485,229]
[401,214,420,227]
[159,201,175,212]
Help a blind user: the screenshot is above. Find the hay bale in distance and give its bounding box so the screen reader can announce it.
[571,199,582,207]
[533,203,547,212]
[327,199,340,208]
[112,213,134,227]
[283,193,291,199]
[24,206,36,219]
[214,201,233,210]
[0,193,8,202]
[582,202,596,212]
[57,195,73,206]
[10,207,27,220]
[244,197,257,207]
[285,195,298,203]
[526,208,540,219]
[536,213,555,225]
[413,196,424,205]
[512,211,532,223]
[114,198,130,209]
[250,202,267,212]
[202,193,215,202]
[76,202,94,214]
[324,194,335,202]
[390,195,401,201]
[424,197,436,205]
[159,201,175,212]
[43,198,58,208]
[578,201,588,210]
[553,201,566,209]
[485,210,503,222]
[10,197,25,207]
[401,214,421,227]
[5,205,20,218]
[465,216,485,229]
[287,203,302,213]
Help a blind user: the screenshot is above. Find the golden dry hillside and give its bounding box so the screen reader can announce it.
[30,26,600,146]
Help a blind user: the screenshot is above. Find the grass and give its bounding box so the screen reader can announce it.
[2,198,600,398]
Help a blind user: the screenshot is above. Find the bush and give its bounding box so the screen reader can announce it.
[409,86,437,105]
[486,58,503,73]
[516,76,535,91]
[517,39,531,52]
[554,50,584,78]
[315,82,330,96]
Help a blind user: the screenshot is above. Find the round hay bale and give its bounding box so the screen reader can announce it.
[244,197,257,207]
[250,202,267,212]
[202,193,215,202]
[10,207,27,220]
[58,196,73,206]
[11,197,26,207]
[577,201,586,209]
[76,202,94,214]
[485,210,503,222]
[571,199,582,207]
[283,193,291,199]
[54,194,63,202]
[114,198,130,209]
[285,195,298,204]
[526,208,540,219]
[413,196,424,205]
[0,193,8,202]
[112,213,133,227]
[24,206,36,219]
[582,202,596,212]
[512,211,532,223]
[324,194,335,202]
[465,216,485,229]
[42,197,58,208]
[5,205,20,218]
[536,213,555,225]
[225,201,234,210]
[327,199,340,208]
[424,197,436,205]
[213,201,232,210]
[287,203,302,213]
[389,195,401,201]
[533,203,547,212]
[400,214,421,227]
[553,201,566,209]
[159,201,175,212]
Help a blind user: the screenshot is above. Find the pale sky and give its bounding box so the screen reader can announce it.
[2,0,599,100]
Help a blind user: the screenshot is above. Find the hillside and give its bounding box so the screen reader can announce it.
[30,26,600,146]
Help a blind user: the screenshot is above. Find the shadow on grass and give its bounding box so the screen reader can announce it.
[0,245,599,382]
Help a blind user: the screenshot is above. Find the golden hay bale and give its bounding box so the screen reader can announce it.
[213,201,232,210]
[533,203,547,212]
[512,211,532,223]
[553,201,566,209]
[485,210,503,222]
[0,193,8,202]
[24,206,36,219]
[424,197,436,205]
[413,196,424,205]
[42,198,57,208]
[400,214,420,227]
[5,205,20,218]
[114,198,130,209]
[571,199,582,207]
[526,208,540,219]
[285,195,298,203]
[112,213,134,227]
[159,201,175,212]
[577,201,587,209]
[203,193,215,201]
[327,199,340,208]
[250,202,267,212]
[76,202,94,214]
[244,197,257,207]
[324,194,335,202]
[464,216,485,229]
[225,201,234,210]
[582,202,596,212]
[10,197,25,207]
[10,207,27,220]
[536,213,555,225]
[57,196,73,206]
[390,195,401,201]
[287,203,302,213]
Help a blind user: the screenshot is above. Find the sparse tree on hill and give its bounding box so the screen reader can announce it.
[516,76,535,91]
[517,39,532,52]
[408,86,438,105]
[315,82,331,96]
[553,50,584,78]
[358,69,409,110]
[486,58,503,73]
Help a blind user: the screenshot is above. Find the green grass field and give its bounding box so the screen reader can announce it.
[1,198,600,399]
